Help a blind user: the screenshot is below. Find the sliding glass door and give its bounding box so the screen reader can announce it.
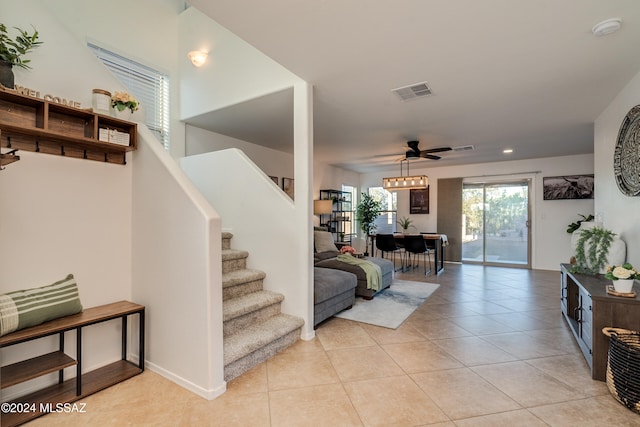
[462,180,530,267]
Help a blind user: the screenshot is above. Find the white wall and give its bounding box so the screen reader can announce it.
[132,128,224,399]
[358,154,595,271]
[594,69,640,264]
[186,125,294,180]
[0,0,133,398]
[178,7,301,120]
[41,0,187,158]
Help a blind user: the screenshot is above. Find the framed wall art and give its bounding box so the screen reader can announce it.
[269,176,279,185]
[282,177,294,199]
[410,187,429,214]
[543,174,594,200]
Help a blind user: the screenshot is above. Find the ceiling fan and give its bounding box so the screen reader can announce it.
[376,140,452,161]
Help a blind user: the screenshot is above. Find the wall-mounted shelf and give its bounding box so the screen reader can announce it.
[0,88,137,165]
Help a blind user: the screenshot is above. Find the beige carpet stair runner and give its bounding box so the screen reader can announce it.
[222,232,304,381]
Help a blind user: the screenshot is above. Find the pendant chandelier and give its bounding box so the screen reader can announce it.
[382,159,428,190]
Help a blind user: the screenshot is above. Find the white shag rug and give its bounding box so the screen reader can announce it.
[335,280,440,329]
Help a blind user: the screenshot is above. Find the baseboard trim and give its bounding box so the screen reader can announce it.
[145,360,227,400]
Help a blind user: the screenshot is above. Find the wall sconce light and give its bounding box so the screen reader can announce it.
[188,50,208,67]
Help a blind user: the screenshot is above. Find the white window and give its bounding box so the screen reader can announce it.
[368,187,397,233]
[88,43,170,149]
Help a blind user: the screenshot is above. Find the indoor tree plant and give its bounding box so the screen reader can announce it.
[355,193,383,255]
[0,24,42,88]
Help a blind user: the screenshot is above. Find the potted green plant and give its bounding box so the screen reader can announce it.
[566,214,594,234]
[571,225,615,275]
[355,193,383,255]
[397,216,415,234]
[0,24,42,89]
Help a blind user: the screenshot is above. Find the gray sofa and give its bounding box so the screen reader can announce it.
[314,230,394,300]
[314,267,356,327]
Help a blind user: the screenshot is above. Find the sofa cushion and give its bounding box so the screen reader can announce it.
[0,274,83,336]
[314,267,356,304]
[314,250,340,263]
[314,230,339,253]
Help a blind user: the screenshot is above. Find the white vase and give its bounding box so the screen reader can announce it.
[613,279,634,293]
[112,107,133,121]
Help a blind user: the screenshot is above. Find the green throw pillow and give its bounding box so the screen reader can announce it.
[0,274,83,336]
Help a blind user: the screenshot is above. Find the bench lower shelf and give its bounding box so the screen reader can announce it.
[1,360,142,427]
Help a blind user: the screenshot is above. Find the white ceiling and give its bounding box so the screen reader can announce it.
[187,0,640,173]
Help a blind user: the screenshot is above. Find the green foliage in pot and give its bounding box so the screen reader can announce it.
[397,216,415,232]
[0,24,42,69]
[571,226,615,275]
[566,213,594,234]
[355,193,383,253]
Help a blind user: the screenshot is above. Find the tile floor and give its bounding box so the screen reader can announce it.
[27,263,640,426]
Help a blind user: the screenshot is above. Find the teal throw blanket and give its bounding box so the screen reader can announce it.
[336,254,382,291]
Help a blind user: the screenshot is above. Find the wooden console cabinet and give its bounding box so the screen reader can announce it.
[0,301,145,426]
[0,88,137,165]
[560,264,640,381]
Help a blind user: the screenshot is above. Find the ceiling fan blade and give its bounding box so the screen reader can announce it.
[373,152,403,158]
[420,153,442,160]
[422,146,452,153]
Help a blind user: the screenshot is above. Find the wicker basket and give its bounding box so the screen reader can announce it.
[603,327,640,414]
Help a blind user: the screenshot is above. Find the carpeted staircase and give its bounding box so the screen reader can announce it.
[222,232,304,381]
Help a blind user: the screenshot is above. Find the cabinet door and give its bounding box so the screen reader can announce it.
[578,287,593,365]
[561,271,568,316]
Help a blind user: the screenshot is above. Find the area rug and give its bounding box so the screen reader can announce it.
[335,280,440,329]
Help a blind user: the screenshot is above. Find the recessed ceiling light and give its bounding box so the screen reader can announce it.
[592,18,622,37]
[503,149,513,154]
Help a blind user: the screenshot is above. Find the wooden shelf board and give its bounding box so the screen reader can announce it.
[0,360,142,427]
[0,122,135,152]
[1,351,76,389]
[0,301,144,347]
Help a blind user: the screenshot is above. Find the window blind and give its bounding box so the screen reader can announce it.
[88,43,170,149]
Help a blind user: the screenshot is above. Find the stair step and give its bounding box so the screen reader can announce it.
[223,290,284,336]
[222,269,266,300]
[222,232,233,250]
[222,249,249,273]
[224,313,304,381]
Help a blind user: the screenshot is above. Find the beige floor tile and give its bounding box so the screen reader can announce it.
[326,345,404,381]
[315,318,377,350]
[281,336,327,354]
[343,375,448,426]
[178,392,271,427]
[449,315,517,335]
[266,349,340,391]
[226,362,269,394]
[453,409,548,427]
[433,336,518,366]
[406,317,472,340]
[382,341,463,373]
[525,355,609,397]
[480,331,568,359]
[529,395,640,426]
[472,361,580,407]
[269,383,362,427]
[411,368,521,420]
[359,321,426,344]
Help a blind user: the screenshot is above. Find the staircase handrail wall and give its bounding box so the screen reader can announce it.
[180,148,312,332]
[132,126,225,400]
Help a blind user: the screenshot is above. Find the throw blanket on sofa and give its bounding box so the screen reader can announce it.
[336,254,382,291]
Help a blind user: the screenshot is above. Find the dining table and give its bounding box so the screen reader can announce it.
[370,233,448,274]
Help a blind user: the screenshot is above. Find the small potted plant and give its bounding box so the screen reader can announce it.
[605,263,638,293]
[111,91,140,118]
[0,24,43,88]
[397,216,415,234]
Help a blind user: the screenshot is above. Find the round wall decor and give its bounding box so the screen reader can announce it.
[614,105,640,196]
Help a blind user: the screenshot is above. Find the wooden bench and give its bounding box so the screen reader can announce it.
[0,300,145,426]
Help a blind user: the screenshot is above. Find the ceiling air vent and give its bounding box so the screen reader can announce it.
[452,145,475,152]
[392,82,432,101]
